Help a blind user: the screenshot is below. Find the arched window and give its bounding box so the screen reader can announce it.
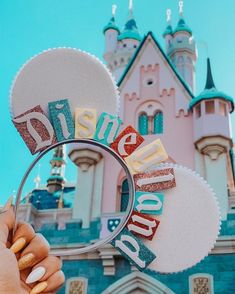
[120,179,129,212]
[177,56,185,77]
[178,56,184,64]
[137,101,164,136]
[138,112,148,135]
[153,111,163,134]
[138,111,163,135]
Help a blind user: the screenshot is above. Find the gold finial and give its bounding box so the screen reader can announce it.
[166,9,172,23]
[34,164,41,189]
[58,196,64,209]
[129,0,133,15]
[58,186,64,209]
[112,4,117,17]
[179,0,184,16]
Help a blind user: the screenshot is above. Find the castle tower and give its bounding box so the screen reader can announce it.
[103,0,141,81]
[68,146,103,228]
[47,145,66,193]
[165,1,197,93]
[103,5,120,73]
[190,58,234,220]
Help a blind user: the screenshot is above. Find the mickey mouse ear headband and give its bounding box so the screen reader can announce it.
[10,48,221,273]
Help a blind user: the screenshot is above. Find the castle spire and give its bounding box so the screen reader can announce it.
[163,9,173,37]
[103,4,120,34]
[47,145,66,193]
[118,0,141,42]
[205,58,216,90]
[34,164,41,189]
[174,0,192,35]
[190,58,234,112]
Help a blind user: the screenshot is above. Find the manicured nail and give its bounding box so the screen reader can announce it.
[30,281,48,294]
[3,196,13,211]
[10,237,27,254]
[18,253,35,270]
[26,266,46,284]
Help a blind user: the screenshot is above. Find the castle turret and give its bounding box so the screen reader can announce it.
[103,5,120,59]
[191,58,234,220]
[47,145,66,193]
[103,0,141,81]
[166,1,197,93]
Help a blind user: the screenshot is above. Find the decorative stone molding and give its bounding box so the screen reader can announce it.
[202,145,225,160]
[101,271,175,294]
[98,244,117,276]
[189,273,214,294]
[195,136,232,152]
[211,236,235,254]
[68,148,102,171]
[195,135,232,160]
[65,277,88,294]
[229,191,235,209]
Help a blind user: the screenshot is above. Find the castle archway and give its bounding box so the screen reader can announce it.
[101,272,175,294]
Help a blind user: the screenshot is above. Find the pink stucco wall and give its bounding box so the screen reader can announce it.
[119,37,195,169]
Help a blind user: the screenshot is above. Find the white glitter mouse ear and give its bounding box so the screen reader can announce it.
[143,163,221,274]
[10,47,119,120]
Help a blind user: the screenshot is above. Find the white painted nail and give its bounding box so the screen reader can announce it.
[26,267,46,284]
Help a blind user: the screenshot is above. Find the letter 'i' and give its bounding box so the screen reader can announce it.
[48,99,75,141]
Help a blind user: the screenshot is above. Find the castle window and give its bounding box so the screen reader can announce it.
[138,111,163,135]
[153,111,163,134]
[114,60,118,66]
[205,100,215,114]
[147,79,154,86]
[195,104,201,118]
[66,277,88,294]
[133,44,137,48]
[120,58,124,64]
[123,43,127,48]
[138,112,148,135]
[219,101,227,116]
[143,76,156,87]
[120,179,129,212]
[189,274,214,294]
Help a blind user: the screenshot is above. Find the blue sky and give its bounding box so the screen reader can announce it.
[0,0,235,205]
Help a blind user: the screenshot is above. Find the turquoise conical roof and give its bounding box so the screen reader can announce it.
[174,17,192,35]
[189,59,234,112]
[163,24,173,37]
[103,16,120,34]
[118,17,141,41]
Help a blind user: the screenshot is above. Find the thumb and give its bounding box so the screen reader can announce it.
[0,197,15,248]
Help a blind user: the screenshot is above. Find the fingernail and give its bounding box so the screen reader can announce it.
[3,196,13,211]
[26,266,46,284]
[30,281,48,294]
[10,237,26,254]
[18,253,35,270]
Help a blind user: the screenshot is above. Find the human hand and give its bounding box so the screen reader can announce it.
[0,197,65,294]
